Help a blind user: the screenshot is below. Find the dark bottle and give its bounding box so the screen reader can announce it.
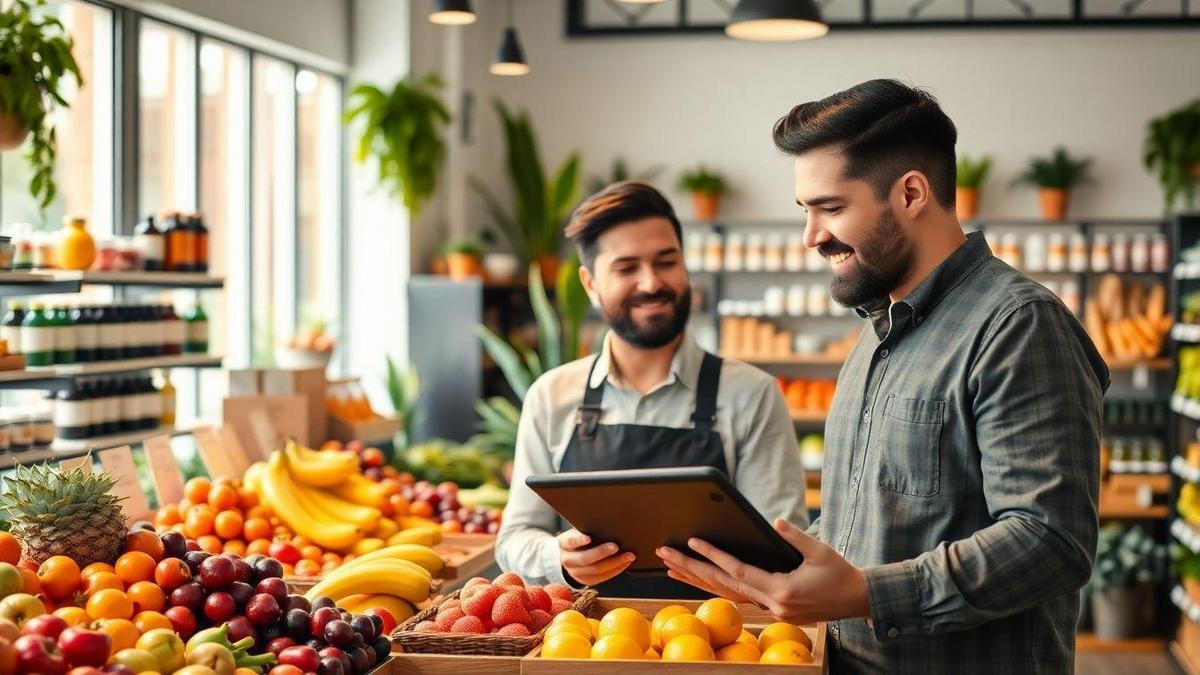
[21,302,54,367]
[183,303,209,354]
[193,213,209,274]
[134,215,165,271]
[3,301,25,356]
[95,306,118,362]
[55,386,91,441]
[118,378,138,432]
[161,212,178,271]
[51,305,76,365]
[162,305,183,355]
[98,379,118,436]
[71,305,97,363]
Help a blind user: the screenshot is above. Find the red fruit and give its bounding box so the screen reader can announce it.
[524,587,552,613]
[246,593,282,626]
[366,608,397,636]
[278,645,320,672]
[310,607,341,636]
[449,616,486,634]
[412,621,440,633]
[433,607,464,632]
[462,585,505,620]
[256,577,289,604]
[550,598,573,615]
[266,636,297,656]
[14,634,67,675]
[460,577,491,599]
[493,572,524,589]
[203,592,236,623]
[226,616,255,644]
[170,581,205,612]
[66,668,104,675]
[490,591,531,628]
[494,623,531,637]
[268,541,301,566]
[56,628,110,668]
[165,606,198,639]
[529,609,553,631]
[268,666,303,675]
[361,448,384,468]
[154,557,191,591]
[545,583,572,601]
[21,614,68,640]
[198,556,236,590]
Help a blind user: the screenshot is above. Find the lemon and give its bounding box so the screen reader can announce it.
[546,620,592,642]
[541,632,592,659]
[591,634,645,660]
[760,640,814,665]
[659,613,710,647]
[550,609,589,627]
[661,634,716,662]
[598,607,652,652]
[716,640,762,663]
[758,621,812,653]
[650,604,691,649]
[695,598,742,648]
[587,618,601,641]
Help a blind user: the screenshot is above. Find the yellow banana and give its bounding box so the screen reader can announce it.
[374,518,400,540]
[284,442,358,487]
[261,453,363,551]
[338,544,445,576]
[329,475,389,508]
[304,559,432,604]
[243,462,266,494]
[397,517,443,541]
[387,529,436,548]
[337,594,415,623]
[352,538,386,556]
[287,478,381,529]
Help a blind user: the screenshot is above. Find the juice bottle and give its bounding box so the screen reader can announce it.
[21,302,53,367]
[159,370,176,427]
[183,303,208,353]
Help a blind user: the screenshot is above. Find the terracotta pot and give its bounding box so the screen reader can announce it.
[0,111,30,151]
[1186,578,1200,606]
[430,257,448,276]
[535,254,561,287]
[446,252,482,280]
[692,193,721,221]
[1037,188,1069,221]
[955,187,979,221]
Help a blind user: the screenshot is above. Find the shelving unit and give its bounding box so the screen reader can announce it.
[0,424,198,470]
[0,271,223,294]
[0,354,223,390]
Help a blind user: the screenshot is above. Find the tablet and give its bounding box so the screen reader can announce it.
[526,466,803,576]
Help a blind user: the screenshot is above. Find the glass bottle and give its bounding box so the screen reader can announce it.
[52,305,76,365]
[184,303,209,353]
[12,224,34,271]
[118,378,138,432]
[168,213,196,272]
[162,305,184,356]
[2,301,24,356]
[159,370,176,427]
[193,213,209,274]
[55,386,91,441]
[21,302,54,367]
[100,379,119,436]
[72,305,97,363]
[96,306,121,362]
[134,215,165,271]
[140,377,162,430]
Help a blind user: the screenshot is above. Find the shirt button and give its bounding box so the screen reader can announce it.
[851,475,860,488]
[879,348,889,358]
[831,623,840,636]
[887,627,900,638]
[863,409,871,420]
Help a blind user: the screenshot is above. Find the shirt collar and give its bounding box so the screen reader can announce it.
[588,330,703,392]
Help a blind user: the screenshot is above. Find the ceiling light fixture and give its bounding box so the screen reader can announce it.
[491,0,530,76]
[725,0,829,41]
[430,0,476,26]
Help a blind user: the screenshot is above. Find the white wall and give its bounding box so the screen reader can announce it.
[418,3,1199,243]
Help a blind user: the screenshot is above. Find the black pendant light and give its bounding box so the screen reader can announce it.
[491,0,529,76]
[725,0,828,41]
[430,0,476,26]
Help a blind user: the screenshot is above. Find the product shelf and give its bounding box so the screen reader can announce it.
[730,353,846,366]
[0,424,196,470]
[0,354,223,390]
[1076,632,1165,653]
[0,270,223,294]
[789,409,828,424]
[1173,456,1200,484]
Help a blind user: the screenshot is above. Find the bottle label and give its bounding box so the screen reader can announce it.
[142,392,163,418]
[22,326,54,360]
[101,324,124,349]
[133,234,164,263]
[188,320,208,343]
[55,401,91,428]
[166,321,185,345]
[122,395,141,421]
[1,326,21,354]
[55,326,77,351]
[104,398,120,422]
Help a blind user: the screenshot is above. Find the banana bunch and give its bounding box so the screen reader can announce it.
[337,594,415,624]
[303,543,442,611]
[257,452,366,551]
[328,474,390,508]
[284,440,360,487]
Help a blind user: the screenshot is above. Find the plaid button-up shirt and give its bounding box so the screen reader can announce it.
[814,232,1109,674]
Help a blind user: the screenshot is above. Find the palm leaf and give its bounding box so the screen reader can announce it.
[474,326,533,400]
[528,264,562,370]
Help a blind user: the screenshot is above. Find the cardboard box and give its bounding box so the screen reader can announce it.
[328,414,400,444]
[262,366,328,444]
[223,395,308,454]
[227,369,263,397]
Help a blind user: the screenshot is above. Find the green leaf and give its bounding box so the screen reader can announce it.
[528,263,561,370]
[474,325,533,400]
[556,255,589,361]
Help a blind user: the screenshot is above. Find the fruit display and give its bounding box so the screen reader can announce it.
[777,377,836,415]
[325,381,383,425]
[1084,275,1170,360]
[398,480,503,535]
[398,440,506,489]
[539,598,815,665]
[301,544,441,625]
[409,572,578,636]
[317,439,390,483]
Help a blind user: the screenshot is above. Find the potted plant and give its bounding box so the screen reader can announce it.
[678,165,728,221]
[1144,99,1200,215]
[586,157,664,195]
[0,0,82,209]
[479,229,520,282]
[1174,544,1200,606]
[344,73,450,216]
[443,239,483,280]
[471,100,581,287]
[955,154,991,221]
[1089,524,1164,640]
[1011,146,1093,221]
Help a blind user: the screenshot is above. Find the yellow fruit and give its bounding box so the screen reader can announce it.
[716,640,761,663]
[695,598,742,648]
[758,621,812,653]
[587,618,601,641]
[736,629,757,647]
[550,609,589,627]
[661,634,715,662]
[658,613,709,648]
[591,634,645,660]
[375,518,400,540]
[644,646,660,660]
[760,640,813,665]
[541,632,592,659]
[351,538,385,556]
[546,621,592,642]
[598,607,652,652]
[57,217,96,271]
[650,604,691,649]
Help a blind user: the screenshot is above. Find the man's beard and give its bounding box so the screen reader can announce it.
[604,286,692,349]
[823,206,915,308]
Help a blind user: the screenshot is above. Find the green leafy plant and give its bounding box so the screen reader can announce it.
[956,155,992,189]
[385,356,421,450]
[1011,147,1093,190]
[678,165,727,196]
[1090,524,1165,591]
[586,157,664,195]
[1174,544,1200,581]
[442,239,482,258]
[470,100,581,263]
[1144,99,1200,214]
[344,74,450,216]
[0,0,83,210]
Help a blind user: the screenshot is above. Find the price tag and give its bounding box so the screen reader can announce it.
[58,455,92,474]
[98,445,151,522]
[143,435,185,506]
[193,426,238,479]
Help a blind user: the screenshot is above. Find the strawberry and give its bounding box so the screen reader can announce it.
[442,598,462,611]
[545,583,573,601]
[494,572,526,588]
[494,623,531,637]
[434,606,466,632]
[462,584,506,620]
[550,598,573,615]
[414,620,441,632]
[491,590,532,628]
[524,587,552,612]
[461,577,491,599]
[450,615,488,634]
[529,609,553,631]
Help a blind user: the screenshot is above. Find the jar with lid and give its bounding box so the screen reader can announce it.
[1067,234,1089,273]
[117,238,142,271]
[1130,234,1150,273]
[763,287,786,316]
[685,233,705,271]
[787,285,807,316]
[33,232,57,270]
[785,233,805,272]
[1151,233,1171,273]
[12,224,34,270]
[724,233,745,271]
[1111,233,1130,272]
[1023,232,1047,272]
[9,413,32,453]
[1046,233,1067,272]
[31,408,54,449]
[745,234,765,272]
[94,238,120,271]
[1060,280,1081,316]
[55,387,91,441]
[1000,233,1021,268]
[806,284,828,316]
[763,234,785,271]
[1090,233,1111,273]
[703,233,723,272]
[0,235,13,271]
[804,244,824,272]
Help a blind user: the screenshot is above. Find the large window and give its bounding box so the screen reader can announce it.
[139,20,196,216]
[296,70,342,339]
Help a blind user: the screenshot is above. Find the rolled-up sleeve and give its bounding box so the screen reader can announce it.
[495,380,570,586]
[865,300,1106,640]
[733,376,809,529]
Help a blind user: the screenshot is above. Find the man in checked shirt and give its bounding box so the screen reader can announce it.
[658,79,1109,673]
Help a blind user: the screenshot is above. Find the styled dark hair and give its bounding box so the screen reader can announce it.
[772,79,958,209]
[565,180,683,268]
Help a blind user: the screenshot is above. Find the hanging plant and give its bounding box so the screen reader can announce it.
[0,0,83,209]
[1144,99,1200,215]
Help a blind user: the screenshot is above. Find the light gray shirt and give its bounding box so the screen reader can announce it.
[496,331,810,586]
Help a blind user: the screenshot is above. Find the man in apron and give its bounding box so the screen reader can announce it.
[496,180,808,598]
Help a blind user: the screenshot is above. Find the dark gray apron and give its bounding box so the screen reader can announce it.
[558,351,726,599]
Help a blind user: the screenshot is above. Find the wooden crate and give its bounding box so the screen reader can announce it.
[435,533,497,582]
[380,651,526,674]
[522,597,827,673]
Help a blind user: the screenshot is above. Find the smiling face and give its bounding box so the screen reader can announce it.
[794,148,917,308]
[580,216,692,349]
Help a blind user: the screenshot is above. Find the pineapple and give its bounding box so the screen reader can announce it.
[0,462,128,566]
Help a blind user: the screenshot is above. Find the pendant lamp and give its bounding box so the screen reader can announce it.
[725,0,829,41]
[491,1,530,76]
[430,0,476,26]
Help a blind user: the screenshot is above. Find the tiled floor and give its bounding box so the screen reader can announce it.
[1077,651,1185,674]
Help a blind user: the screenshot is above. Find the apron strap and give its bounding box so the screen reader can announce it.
[578,354,605,441]
[690,352,722,448]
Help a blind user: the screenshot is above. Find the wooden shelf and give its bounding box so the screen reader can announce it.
[0,354,223,390]
[1098,503,1170,519]
[730,353,846,366]
[789,410,827,423]
[1105,357,1172,371]
[0,425,197,470]
[0,270,223,290]
[1076,633,1165,653]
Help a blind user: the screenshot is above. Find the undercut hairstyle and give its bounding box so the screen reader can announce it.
[564,180,683,269]
[772,79,958,209]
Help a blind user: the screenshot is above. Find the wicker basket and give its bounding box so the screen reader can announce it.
[391,588,597,657]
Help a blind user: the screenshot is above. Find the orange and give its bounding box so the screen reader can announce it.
[757,622,812,653]
[243,518,271,541]
[246,506,273,521]
[197,536,223,554]
[591,634,644,660]
[409,501,433,519]
[301,545,323,563]
[87,588,134,620]
[294,559,321,577]
[18,566,40,594]
[223,540,247,557]
[588,618,602,641]
[176,498,193,514]
[658,614,709,648]
[92,618,138,657]
[114,551,156,586]
[214,510,244,539]
[185,505,216,538]
[155,504,183,527]
[321,561,339,574]
[213,475,236,487]
[208,485,239,511]
[598,607,652,652]
[123,530,165,562]
[735,630,757,648]
[127,581,166,613]
[661,634,715,662]
[441,520,463,534]
[273,525,290,537]
[0,532,21,565]
[247,539,271,557]
[291,536,312,549]
[321,552,342,565]
[132,610,172,633]
[53,606,91,627]
[81,562,116,580]
[184,477,211,504]
[379,478,401,496]
[281,563,295,576]
[237,488,260,510]
[759,640,812,665]
[37,555,82,599]
[541,632,591,659]
[82,572,125,597]
[695,598,742,648]
[651,605,691,649]
[716,641,761,663]
[388,494,410,517]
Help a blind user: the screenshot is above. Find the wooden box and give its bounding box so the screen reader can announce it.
[383,651,526,674]
[328,414,401,444]
[262,366,328,446]
[222,394,308,456]
[435,533,497,583]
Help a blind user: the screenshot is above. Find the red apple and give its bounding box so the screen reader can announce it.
[277,645,320,671]
[268,541,300,566]
[22,614,69,640]
[57,627,111,667]
[265,636,296,656]
[14,634,67,675]
[310,607,340,637]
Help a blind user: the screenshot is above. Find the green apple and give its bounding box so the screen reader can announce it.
[134,629,185,673]
[107,648,159,672]
[0,563,22,600]
[0,593,45,628]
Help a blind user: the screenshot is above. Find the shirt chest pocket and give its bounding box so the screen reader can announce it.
[875,394,945,498]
